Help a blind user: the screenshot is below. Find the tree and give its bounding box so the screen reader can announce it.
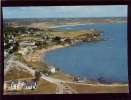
[13,41,19,51]
[53,36,61,44]
[34,71,41,81]
[42,69,48,74]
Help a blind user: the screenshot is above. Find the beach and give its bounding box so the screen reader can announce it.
[24,44,69,62]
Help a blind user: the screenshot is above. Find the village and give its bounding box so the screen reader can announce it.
[3,25,104,94]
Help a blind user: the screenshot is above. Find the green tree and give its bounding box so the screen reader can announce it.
[34,71,41,81]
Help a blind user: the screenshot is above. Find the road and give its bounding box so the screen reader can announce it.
[56,83,77,94]
[4,59,128,94]
[4,58,78,94]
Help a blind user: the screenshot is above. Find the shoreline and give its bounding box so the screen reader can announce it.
[48,21,127,29]
[40,44,70,62]
[23,44,128,86]
[24,44,70,62]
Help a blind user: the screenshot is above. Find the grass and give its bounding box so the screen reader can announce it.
[48,31,90,38]
[25,61,48,71]
[15,52,26,63]
[4,79,57,95]
[16,34,41,41]
[16,30,96,41]
[67,83,129,93]
[50,71,73,81]
[5,67,33,81]
[31,79,57,94]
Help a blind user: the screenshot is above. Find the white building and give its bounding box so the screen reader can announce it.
[4,80,37,91]
[25,81,37,90]
[8,39,13,43]
[10,80,25,91]
[18,46,33,56]
[4,51,8,57]
[48,65,56,73]
[19,41,36,47]
[18,47,29,55]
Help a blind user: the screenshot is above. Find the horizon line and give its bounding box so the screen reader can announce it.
[3,16,127,19]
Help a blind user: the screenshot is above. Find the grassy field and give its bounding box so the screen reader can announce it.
[67,83,129,93]
[16,30,100,41]
[15,52,27,63]
[4,79,57,95]
[50,71,74,81]
[25,61,48,71]
[26,61,74,81]
[5,67,33,81]
[48,30,96,38]
[16,35,42,41]
[30,79,57,94]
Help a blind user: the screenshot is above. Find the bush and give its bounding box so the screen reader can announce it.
[34,71,41,81]
[42,69,49,74]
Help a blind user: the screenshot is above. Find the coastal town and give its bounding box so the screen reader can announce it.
[3,17,128,94]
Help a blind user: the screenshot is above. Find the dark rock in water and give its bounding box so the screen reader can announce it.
[97,77,116,84]
[97,76,106,83]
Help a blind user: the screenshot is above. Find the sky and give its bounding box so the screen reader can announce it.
[3,5,127,18]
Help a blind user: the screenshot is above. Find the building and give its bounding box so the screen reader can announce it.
[48,65,56,73]
[4,79,37,91]
[19,41,36,47]
[4,51,8,57]
[25,80,37,90]
[8,39,14,43]
[18,47,29,55]
[10,80,25,91]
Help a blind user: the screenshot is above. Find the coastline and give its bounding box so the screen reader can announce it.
[49,23,95,29]
[4,16,129,95]
[24,44,70,62]
[23,44,128,87]
[48,21,127,29]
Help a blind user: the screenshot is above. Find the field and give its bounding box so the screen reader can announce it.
[67,83,129,93]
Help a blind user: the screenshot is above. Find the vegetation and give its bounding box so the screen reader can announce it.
[67,83,129,93]
[25,61,48,71]
[15,52,26,63]
[3,26,42,34]
[4,79,57,95]
[34,71,41,81]
[5,67,33,81]
[50,71,73,81]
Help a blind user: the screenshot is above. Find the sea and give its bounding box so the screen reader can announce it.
[43,23,128,83]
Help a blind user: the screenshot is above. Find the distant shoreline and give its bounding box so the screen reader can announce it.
[49,21,127,29]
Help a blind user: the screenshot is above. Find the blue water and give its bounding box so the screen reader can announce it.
[43,23,128,83]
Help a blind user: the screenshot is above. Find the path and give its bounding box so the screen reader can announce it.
[4,59,128,94]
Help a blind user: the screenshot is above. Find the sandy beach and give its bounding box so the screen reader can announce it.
[24,44,69,62]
